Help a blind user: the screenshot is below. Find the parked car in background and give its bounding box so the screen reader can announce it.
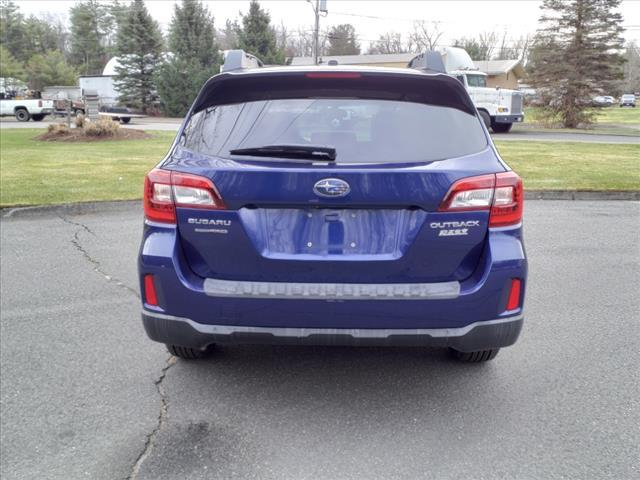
[139,50,527,363]
[0,97,55,121]
[620,94,636,107]
[593,95,615,107]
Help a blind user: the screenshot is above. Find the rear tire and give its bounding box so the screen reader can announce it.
[491,122,513,133]
[166,344,210,360]
[479,110,491,129]
[15,108,30,122]
[450,348,500,362]
[31,114,44,121]
[120,117,131,124]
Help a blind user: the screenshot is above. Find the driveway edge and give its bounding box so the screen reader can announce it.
[2,191,638,219]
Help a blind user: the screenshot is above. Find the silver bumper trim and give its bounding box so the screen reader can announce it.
[203,278,460,300]
[143,310,523,339]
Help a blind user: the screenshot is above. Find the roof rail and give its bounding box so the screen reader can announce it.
[221,49,264,72]
[407,51,446,74]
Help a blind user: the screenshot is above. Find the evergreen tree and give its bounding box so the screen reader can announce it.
[156,0,221,117]
[237,0,285,64]
[167,0,218,66]
[218,19,239,50]
[114,0,163,112]
[102,1,129,57]
[0,44,24,80]
[0,1,27,62]
[326,24,360,56]
[69,0,107,74]
[25,51,77,91]
[529,0,625,127]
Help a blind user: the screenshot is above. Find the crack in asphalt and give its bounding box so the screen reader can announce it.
[57,214,176,480]
[59,215,140,299]
[127,355,176,480]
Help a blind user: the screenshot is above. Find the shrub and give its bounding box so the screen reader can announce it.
[46,123,70,135]
[84,118,120,137]
[75,114,85,128]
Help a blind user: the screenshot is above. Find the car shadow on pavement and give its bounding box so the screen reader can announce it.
[168,344,500,408]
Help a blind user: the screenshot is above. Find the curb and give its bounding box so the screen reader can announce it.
[1,200,141,219]
[2,191,638,219]
[524,190,640,200]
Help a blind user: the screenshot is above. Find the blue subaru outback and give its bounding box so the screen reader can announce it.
[139,50,527,362]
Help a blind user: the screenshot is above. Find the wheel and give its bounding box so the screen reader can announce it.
[166,344,210,360]
[31,114,44,121]
[491,122,513,133]
[478,110,491,129]
[15,108,30,122]
[449,348,500,362]
[74,109,85,116]
[120,117,131,124]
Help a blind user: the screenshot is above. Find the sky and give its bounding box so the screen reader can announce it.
[15,0,640,49]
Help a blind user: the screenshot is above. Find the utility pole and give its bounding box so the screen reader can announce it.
[308,0,328,65]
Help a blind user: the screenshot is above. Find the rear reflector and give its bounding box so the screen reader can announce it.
[143,168,226,224]
[439,171,523,227]
[506,278,521,311]
[144,274,158,306]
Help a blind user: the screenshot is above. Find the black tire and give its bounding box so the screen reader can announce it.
[478,110,491,129]
[74,109,85,116]
[166,344,210,360]
[31,114,44,121]
[15,108,30,122]
[120,117,131,124]
[491,122,513,133]
[450,348,500,362]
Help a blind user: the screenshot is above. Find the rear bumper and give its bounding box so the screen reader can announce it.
[493,114,524,124]
[139,221,527,347]
[142,310,523,351]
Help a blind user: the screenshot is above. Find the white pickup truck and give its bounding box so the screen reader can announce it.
[0,98,55,122]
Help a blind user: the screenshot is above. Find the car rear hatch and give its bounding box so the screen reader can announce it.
[159,69,507,285]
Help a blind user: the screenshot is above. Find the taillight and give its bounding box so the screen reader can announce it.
[38,100,43,107]
[439,172,523,227]
[490,172,523,227]
[143,168,226,224]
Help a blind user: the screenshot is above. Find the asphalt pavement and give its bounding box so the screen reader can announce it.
[1,117,639,143]
[1,201,639,479]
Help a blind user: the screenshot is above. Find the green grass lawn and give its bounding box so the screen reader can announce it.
[0,129,638,207]
[0,129,175,207]
[494,140,640,191]
[524,106,640,129]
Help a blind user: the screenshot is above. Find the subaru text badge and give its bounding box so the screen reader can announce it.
[313,178,350,198]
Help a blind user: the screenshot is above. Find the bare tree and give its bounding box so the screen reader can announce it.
[621,41,640,94]
[410,21,443,52]
[367,32,408,54]
[477,31,499,60]
[496,34,531,61]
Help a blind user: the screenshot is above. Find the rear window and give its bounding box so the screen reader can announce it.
[182,98,487,164]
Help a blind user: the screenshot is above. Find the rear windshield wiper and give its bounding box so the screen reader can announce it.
[228,145,336,161]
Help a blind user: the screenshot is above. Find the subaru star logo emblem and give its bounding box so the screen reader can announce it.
[313,178,350,198]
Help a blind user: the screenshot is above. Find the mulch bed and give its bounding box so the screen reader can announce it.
[34,128,152,142]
